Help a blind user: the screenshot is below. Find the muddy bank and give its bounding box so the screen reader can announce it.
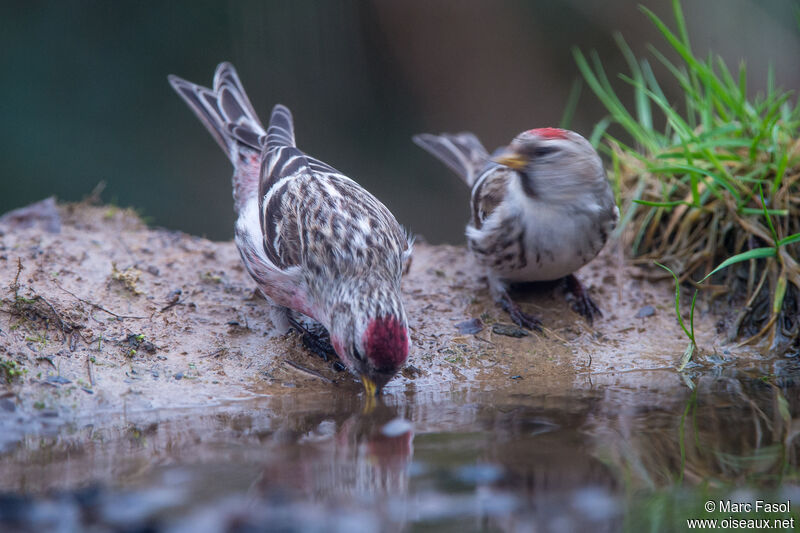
[0,199,759,437]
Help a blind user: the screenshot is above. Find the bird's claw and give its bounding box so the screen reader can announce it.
[510,307,543,332]
[571,293,601,323]
[299,332,337,362]
[288,316,338,362]
[565,274,602,324]
[499,294,543,332]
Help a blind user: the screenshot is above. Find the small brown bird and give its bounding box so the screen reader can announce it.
[413,128,618,329]
[169,63,411,395]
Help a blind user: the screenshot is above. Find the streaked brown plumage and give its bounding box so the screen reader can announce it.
[169,63,411,394]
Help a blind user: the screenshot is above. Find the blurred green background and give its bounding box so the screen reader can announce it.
[2,1,799,243]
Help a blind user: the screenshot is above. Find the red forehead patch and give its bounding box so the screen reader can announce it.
[527,127,568,139]
[364,316,408,371]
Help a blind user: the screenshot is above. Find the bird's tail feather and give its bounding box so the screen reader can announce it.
[169,62,270,212]
[168,62,265,163]
[412,132,489,187]
[266,104,296,149]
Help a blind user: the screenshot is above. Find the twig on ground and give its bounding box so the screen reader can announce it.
[86,353,96,387]
[283,359,334,383]
[54,281,146,320]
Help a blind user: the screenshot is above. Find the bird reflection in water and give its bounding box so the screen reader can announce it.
[248,396,414,503]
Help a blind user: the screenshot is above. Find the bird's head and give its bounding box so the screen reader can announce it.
[328,289,409,397]
[493,128,607,203]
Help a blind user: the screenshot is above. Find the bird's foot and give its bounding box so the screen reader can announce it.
[300,333,337,362]
[565,274,601,324]
[499,293,542,332]
[288,316,342,369]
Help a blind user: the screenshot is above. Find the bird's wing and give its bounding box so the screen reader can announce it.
[257,104,335,269]
[258,106,407,279]
[470,165,513,230]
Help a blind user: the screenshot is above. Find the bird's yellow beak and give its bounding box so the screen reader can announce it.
[493,150,529,170]
[361,374,378,397]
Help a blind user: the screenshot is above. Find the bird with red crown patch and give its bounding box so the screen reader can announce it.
[169,63,412,395]
[413,127,618,329]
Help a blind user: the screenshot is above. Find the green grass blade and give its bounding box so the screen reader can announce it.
[655,261,694,343]
[559,79,582,129]
[669,0,701,99]
[588,116,612,147]
[619,74,693,139]
[633,199,689,208]
[702,70,713,131]
[689,289,698,349]
[739,208,788,216]
[647,46,704,110]
[614,177,646,238]
[773,274,787,316]
[700,247,777,282]
[647,163,741,203]
[759,184,780,246]
[772,150,790,192]
[573,47,656,151]
[642,5,740,116]
[614,32,653,132]
[778,233,800,247]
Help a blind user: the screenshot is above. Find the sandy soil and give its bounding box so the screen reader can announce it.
[0,198,756,432]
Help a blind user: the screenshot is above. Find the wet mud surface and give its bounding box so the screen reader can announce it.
[0,201,746,417]
[1,200,794,532]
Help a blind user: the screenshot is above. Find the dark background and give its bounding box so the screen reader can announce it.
[2,1,799,243]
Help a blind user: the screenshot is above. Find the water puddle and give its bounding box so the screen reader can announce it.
[2,359,800,532]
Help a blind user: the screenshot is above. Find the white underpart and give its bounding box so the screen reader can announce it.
[236,200,268,268]
[235,198,297,335]
[469,177,604,282]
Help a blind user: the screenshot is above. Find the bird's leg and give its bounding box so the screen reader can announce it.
[267,302,291,334]
[287,315,343,370]
[489,275,542,332]
[564,274,601,324]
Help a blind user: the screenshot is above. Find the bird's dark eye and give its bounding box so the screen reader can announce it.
[533,146,558,158]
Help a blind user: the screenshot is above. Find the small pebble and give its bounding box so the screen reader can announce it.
[492,324,529,338]
[635,305,655,318]
[46,376,71,385]
[174,372,183,380]
[455,318,484,335]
